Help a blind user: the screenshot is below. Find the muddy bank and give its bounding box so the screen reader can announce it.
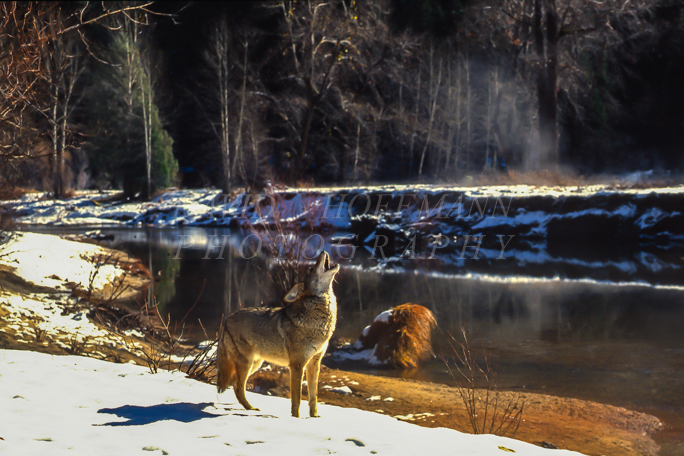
[250,366,662,456]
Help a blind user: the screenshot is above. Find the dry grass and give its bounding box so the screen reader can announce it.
[295,177,316,189]
[460,168,588,187]
[0,186,25,201]
[66,335,90,356]
[70,252,134,306]
[457,168,681,189]
[185,337,218,384]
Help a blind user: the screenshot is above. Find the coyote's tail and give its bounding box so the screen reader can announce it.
[216,325,236,394]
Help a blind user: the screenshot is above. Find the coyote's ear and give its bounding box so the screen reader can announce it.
[283,283,306,303]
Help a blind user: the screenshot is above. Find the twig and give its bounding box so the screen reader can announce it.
[441,326,525,437]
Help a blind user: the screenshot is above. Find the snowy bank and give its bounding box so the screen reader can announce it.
[5,186,684,287]
[0,231,136,291]
[6,186,684,236]
[0,349,584,456]
[0,232,150,360]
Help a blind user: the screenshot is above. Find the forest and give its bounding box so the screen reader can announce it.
[1,0,683,198]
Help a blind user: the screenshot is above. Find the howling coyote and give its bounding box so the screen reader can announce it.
[217,251,340,417]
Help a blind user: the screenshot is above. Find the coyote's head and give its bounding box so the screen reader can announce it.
[284,251,340,302]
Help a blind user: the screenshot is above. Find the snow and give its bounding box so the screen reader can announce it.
[635,207,679,230]
[394,412,436,422]
[373,309,393,324]
[0,349,583,456]
[5,185,684,228]
[0,232,150,357]
[0,286,148,358]
[330,385,354,395]
[331,348,377,362]
[3,294,107,342]
[329,347,386,366]
[0,232,124,290]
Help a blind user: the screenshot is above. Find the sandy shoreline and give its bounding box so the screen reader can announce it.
[0,231,663,456]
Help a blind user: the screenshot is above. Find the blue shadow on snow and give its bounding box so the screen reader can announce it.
[97,402,218,426]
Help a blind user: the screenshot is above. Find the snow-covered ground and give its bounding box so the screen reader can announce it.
[0,232,149,357]
[0,231,123,290]
[0,349,583,456]
[5,185,684,228]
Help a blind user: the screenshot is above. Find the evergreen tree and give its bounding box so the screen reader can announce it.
[84,31,176,197]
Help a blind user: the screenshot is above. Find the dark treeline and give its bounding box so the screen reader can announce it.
[1,0,683,198]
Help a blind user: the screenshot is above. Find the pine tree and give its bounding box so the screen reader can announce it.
[84,30,176,197]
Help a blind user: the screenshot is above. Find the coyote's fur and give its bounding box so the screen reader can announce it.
[216,251,340,417]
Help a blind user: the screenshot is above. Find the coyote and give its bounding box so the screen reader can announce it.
[216,250,340,417]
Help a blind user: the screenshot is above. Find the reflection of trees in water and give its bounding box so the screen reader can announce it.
[146,245,181,315]
[550,288,684,344]
[133,246,268,340]
[129,235,683,348]
[332,271,684,349]
[333,273,535,340]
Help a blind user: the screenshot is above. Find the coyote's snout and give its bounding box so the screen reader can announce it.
[216,250,340,417]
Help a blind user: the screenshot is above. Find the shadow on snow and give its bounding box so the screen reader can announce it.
[97,402,218,426]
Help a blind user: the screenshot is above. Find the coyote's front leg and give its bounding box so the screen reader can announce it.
[289,361,305,417]
[306,352,324,417]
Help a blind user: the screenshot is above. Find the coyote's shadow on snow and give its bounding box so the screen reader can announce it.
[97,402,219,426]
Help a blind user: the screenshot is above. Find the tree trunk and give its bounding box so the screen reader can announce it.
[353,123,360,181]
[235,40,249,184]
[141,71,152,199]
[408,63,421,178]
[545,0,560,168]
[216,24,231,194]
[50,82,60,198]
[418,49,442,180]
[58,106,67,197]
[296,78,315,183]
[534,0,560,169]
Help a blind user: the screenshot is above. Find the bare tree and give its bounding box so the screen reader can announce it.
[199,19,257,193]
[103,6,175,198]
[418,41,443,179]
[489,0,657,168]
[42,9,88,198]
[141,54,153,198]
[278,0,352,183]
[441,46,462,176]
[0,1,162,195]
[0,3,57,193]
[213,20,234,194]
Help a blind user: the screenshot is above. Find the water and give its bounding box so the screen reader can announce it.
[29,226,684,454]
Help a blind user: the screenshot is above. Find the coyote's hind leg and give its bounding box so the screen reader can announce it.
[234,361,259,411]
